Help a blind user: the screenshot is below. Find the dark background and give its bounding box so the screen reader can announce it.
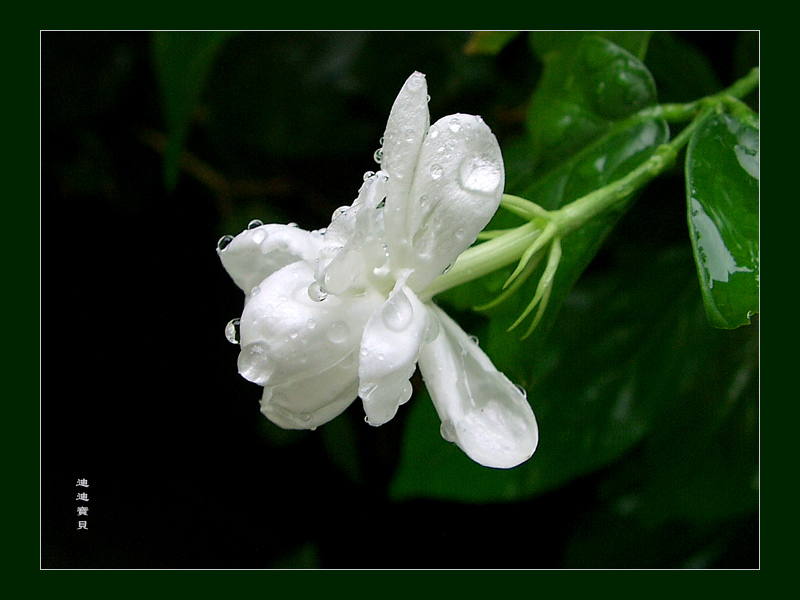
[40,31,757,569]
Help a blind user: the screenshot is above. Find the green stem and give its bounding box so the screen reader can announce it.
[420,221,541,300]
[422,68,758,299]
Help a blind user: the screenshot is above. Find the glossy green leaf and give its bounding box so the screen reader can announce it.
[563,315,758,567]
[525,33,656,175]
[686,108,759,329]
[151,31,235,190]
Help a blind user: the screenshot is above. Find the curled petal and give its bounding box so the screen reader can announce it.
[317,172,391,296]
[394,113,505,292]
[381,71,430,255]
[218,224,323,297]
[418,304,538,469]
[358,277,428,426]
[260,351,360,430]
[238,260,384,389]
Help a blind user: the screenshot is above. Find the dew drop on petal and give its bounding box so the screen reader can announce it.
[373,148,384,164]
[449,117,461,132]
[458,154,502,194]
[252,229,267,244]
[217,235,234,252]
[332,206,349,221]
[363,171,375,181]
[250,285,261,297]
[399,380,413,405]
[381,290,414,332]
[307,282,328,302]
[424,315,440,343]
[247,219,263,230]
[224,318,241,344]
[306,318,316,330]
[440,419,456,442]
[430,164,443,180]
[237,342,273,385]
[405,128,415,141]
[326,321,350,344]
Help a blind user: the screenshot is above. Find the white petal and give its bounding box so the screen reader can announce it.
[316,173,391,296]
[394,113,505,292]
[418,304,538,469]
[238,260,384,388]
[381,71,430,250]
[358,277,428,426]
[218,224,323,296]
[260,351,360,430]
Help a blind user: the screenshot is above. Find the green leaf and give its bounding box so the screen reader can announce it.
[151,31,235,190]
[563,316,758,567]
[685,107,759,329]
[525,33,656,176]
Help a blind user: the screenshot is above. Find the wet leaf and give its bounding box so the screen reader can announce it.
[525,34,656,175]
[686,107,759,328]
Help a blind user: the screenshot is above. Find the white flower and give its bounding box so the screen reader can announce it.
[219,72,538,468]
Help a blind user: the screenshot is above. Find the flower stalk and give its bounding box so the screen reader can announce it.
[424,67,760,334]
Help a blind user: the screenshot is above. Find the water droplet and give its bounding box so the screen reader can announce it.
[217,235,234,252]
[326,321,350,344]
[289,329,299,339]
[250,285,261,297]
[252,229,267,244]
[332,206,349,221]
[382,290,414,332]
[449,117,461,132]
[404,128,415,141]
[306,318,316,330]
[399,381,413,405]
[458,154,501,194]
[419,195,430,210]
[373,148,384,164]
[224,318,241,344]
[430,164,443,180]
[424,316,440,343]
[360,347,369,357]
[300,412,311,422]
[307,282,327,302]
[247,219,263,230]
[363,170,375,181]
[440,419,457,442]
[237,342,273,385]
[429,128,440,139]
[379,136,385,145]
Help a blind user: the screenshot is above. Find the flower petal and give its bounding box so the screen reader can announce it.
[316,173,390,296]
[238,260,384,388]
[218,224,323,296]
[358,276,428,426]
[381,71,430,249]
[418,304,538,469]
[260,351,360,430]
[395,113,505,292]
